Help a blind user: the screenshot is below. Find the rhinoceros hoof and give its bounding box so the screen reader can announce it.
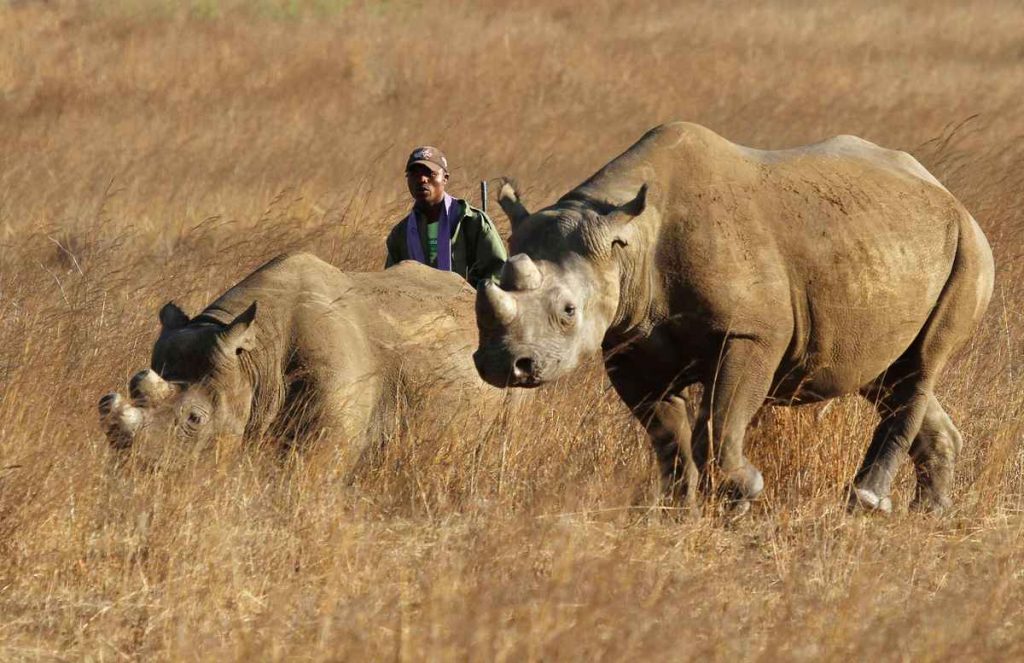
[726,499,751,520]
[713,495,753,521]
[849,488,892,514]
[723,465,764,500]
[746,469,765,499]
[909,493,952,515]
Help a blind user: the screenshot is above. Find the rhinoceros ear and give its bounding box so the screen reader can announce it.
[498,177,531,231]
[605,183,648,249]
[219,302,257,356]
[617,183,648,219]
[159,302,190,330]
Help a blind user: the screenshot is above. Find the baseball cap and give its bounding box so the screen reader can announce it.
[405,146,448,174]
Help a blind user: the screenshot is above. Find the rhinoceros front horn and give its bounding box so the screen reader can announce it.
[477,281,518,326]
[500,254,542,292]
[129,369,175,406]
[98,392,143,449]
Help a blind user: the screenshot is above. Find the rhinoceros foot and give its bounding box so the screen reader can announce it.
[716,497,752,521]
[909,491,953,515]
[848,487,893,514]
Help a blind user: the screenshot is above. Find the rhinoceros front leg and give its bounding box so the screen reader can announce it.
[606,363,698,507]
[636,395,699,508]
[691,337,783,510]
[308,371,382,471]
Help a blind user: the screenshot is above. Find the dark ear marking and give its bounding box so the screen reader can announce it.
[159,302,190,330]
[235,301,257,327]
[605,183,647,250]
[621,183,648,218]
[220,302,258,355]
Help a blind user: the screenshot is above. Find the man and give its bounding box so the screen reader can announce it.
[385,146,507,287]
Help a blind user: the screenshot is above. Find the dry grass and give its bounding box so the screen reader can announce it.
[1,0,1023,659]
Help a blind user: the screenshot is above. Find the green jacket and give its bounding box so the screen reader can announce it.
[385,198,507,288]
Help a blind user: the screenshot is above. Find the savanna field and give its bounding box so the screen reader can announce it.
[1,0,1023,659]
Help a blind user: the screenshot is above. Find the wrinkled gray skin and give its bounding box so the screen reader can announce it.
[475,122,994,514]
[100,253,499,467]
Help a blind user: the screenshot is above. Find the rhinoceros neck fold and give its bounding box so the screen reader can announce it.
[237,326,288,439]
[607,223,658,342]
[199,285,293,440]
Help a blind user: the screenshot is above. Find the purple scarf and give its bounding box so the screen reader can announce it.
[405,193,458,271]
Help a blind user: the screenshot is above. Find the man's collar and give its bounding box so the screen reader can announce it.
[414,193,457,221]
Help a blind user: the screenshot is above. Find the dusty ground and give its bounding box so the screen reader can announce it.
[1,0,1023,659]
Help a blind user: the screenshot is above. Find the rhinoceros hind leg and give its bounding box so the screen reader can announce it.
[851,390,962,515]
[908,395,961,513]
[853,210,991,514]
[852,212,987,515]
[851,374,932,514]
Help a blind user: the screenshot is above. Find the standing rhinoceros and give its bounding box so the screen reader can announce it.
[100,253,502,466]
[474,122,994,514]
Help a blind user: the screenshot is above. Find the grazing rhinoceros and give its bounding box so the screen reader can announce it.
[100,252,502,466]
[475,122,994,514]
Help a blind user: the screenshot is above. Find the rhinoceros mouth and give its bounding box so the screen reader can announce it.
[508,373,544,388]
[479,372,544,389]
[473,349,553,389]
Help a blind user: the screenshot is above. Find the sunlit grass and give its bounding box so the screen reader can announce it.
[0,0,1022,659]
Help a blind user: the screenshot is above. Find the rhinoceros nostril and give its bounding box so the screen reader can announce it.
[513,356,535,379]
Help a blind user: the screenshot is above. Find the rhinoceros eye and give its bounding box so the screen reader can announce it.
[184,408,209,432]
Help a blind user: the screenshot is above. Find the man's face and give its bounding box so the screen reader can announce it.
[406,164,447,206]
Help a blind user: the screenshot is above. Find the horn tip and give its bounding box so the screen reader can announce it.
[98,392,122,416]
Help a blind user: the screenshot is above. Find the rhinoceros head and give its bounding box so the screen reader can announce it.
[98,301,259,460]
[473,180,647,387]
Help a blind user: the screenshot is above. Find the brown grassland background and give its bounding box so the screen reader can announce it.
[1,0,1023,659]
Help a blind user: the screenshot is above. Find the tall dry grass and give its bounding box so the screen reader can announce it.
[1,0,1023,659]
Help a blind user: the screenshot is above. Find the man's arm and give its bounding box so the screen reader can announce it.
[467,211,508,287]
[384,225,401,268]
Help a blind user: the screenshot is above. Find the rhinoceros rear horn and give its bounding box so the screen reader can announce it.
[219,302,258,355]
[500,253,542,292]
[477,281,518,326]
[129,369,175,406]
